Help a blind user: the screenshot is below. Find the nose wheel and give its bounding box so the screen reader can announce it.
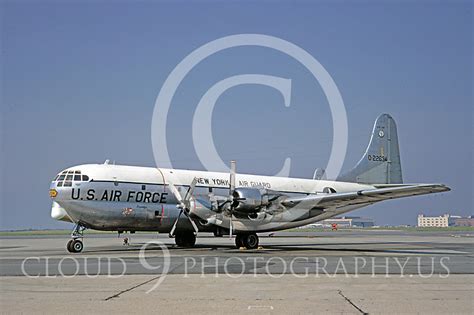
[67,239,84,253]
[67,223,85,253]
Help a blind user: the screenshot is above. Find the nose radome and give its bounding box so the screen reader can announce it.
[51,202,72,222]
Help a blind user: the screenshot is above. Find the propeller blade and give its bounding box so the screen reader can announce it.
[183,210,199,235]
[168,179,200,236]
[169,209,183,237]
[229,160,236,195]
[184,177,198,203]
[168,182,185,209]
[228,160,236,239]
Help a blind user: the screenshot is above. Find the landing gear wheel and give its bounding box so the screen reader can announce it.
[66,239,74,252]
[235,234,244,248]
[175,234,183,247]
[241,233,259,249]
[175,232,196,247]
[71,239,83,253]
[185,234,196,247]
[67,223,86,253]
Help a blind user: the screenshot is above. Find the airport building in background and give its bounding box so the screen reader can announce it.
[452,216,474,227]
[311,216,375,228]
[417,214,451,227]
[417,214,474,227]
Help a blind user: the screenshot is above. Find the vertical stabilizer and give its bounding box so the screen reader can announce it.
[337,114,403,184]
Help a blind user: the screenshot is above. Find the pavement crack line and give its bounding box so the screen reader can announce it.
[338,290,368,314]
[104,263,183,301]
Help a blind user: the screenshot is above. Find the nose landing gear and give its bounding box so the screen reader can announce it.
[67,239,84,253]
[67,223,85,253]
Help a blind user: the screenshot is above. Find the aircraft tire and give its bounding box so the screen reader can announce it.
[235,234,244,248]
[175,232,196,247]
[185,233,196,247]
[175,234,184,247]
[242,233,259,249]
[71,239,83,253]
[67,239,74,253]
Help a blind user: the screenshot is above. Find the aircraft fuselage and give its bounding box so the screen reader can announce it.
[50,164,374,233]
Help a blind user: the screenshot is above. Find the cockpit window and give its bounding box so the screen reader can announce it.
[53,170,91,186]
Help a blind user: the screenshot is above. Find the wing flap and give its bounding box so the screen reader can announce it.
[282,184,450,209]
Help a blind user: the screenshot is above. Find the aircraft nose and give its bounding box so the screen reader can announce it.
[50,202,72,222]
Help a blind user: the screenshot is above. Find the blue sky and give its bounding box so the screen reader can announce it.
[1,1,472,229]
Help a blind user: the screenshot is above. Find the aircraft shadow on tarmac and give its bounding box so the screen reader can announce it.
[80,242,463,256]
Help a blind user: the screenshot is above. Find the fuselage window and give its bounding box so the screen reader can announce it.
[82,175,89,181]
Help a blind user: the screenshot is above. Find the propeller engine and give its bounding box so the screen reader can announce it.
[219,161,280,238]
[168,177,199,238]
[167,160,280,239]
[231,188,271,213]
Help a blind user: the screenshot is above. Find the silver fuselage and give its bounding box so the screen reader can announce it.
[50,164,375,233]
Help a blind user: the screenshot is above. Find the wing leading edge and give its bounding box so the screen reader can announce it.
[281,184,450,210]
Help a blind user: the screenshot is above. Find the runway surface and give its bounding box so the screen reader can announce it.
[1,230,473,314]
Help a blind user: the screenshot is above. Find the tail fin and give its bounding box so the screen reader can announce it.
[337,114,403,184]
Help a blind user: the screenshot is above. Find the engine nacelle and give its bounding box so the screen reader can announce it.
[232,188,270,213]
[248,212,266,221]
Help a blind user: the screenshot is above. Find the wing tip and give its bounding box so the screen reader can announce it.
[425,183,451,192]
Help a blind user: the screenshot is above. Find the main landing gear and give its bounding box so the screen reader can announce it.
[235,233,259,249]
[67,223,85,253]
[174,231,196,247]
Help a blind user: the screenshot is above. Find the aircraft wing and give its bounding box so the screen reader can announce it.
[281,184,450,209]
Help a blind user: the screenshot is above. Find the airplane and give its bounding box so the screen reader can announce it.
[49,114,450,253]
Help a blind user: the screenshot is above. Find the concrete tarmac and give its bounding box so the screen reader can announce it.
[1,230,473,314]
